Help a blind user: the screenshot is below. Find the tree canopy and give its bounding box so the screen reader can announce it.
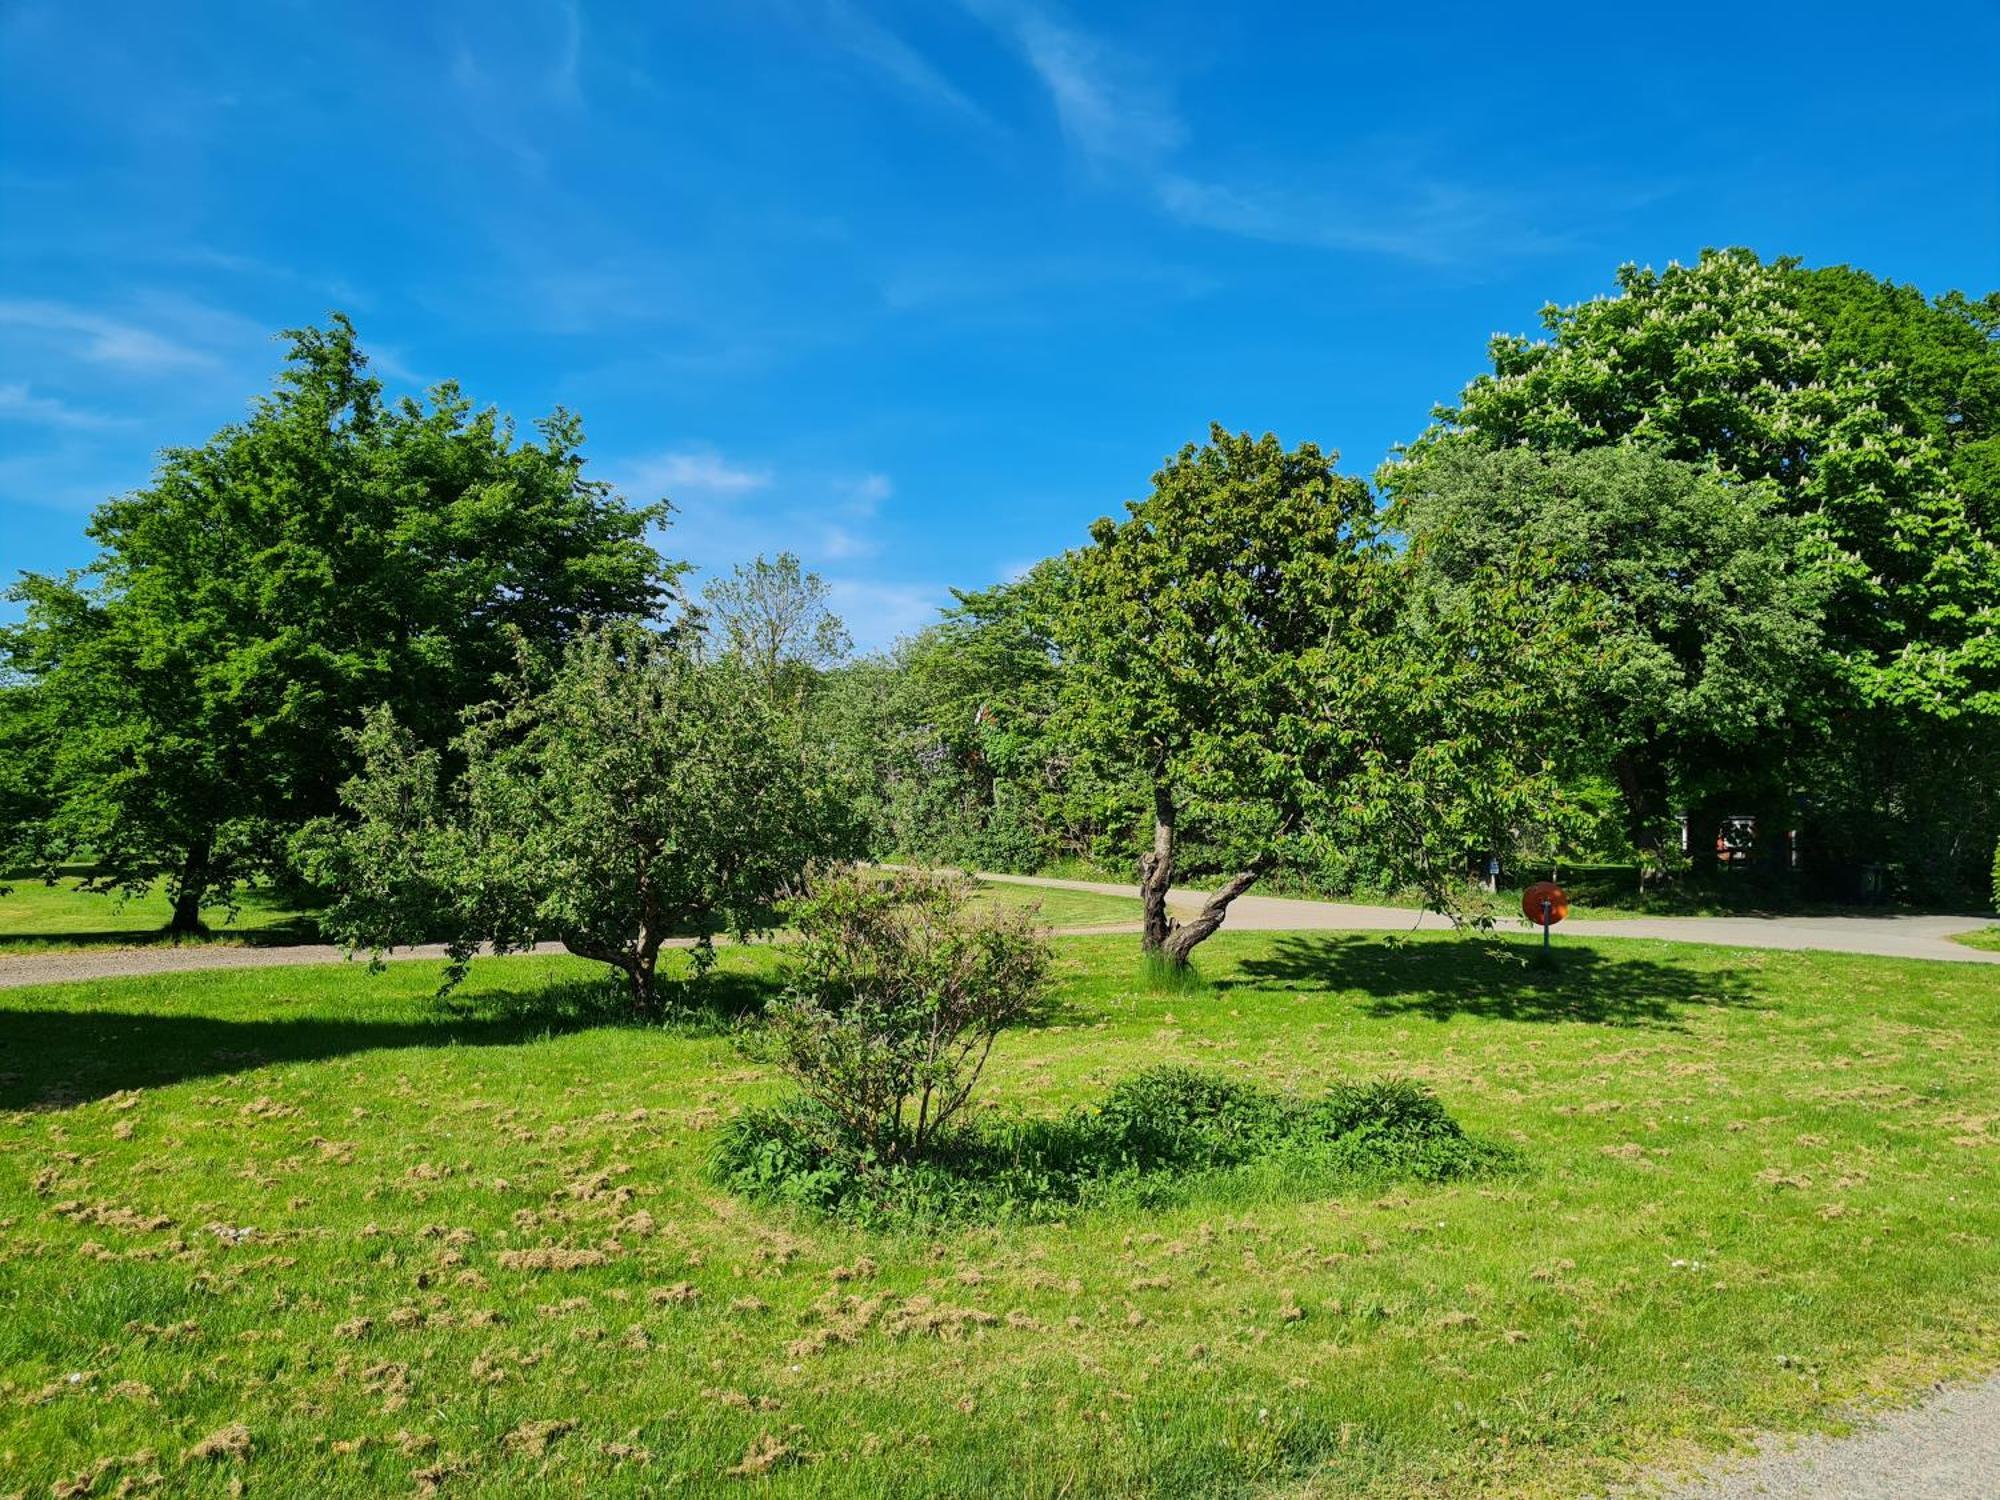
[1397,445,1831,872]
[1397,248,1998,720]
[701,552,851,700]
[1390,249,2000,895]
[0,316,675,928]
[315,621,856,1011]
[1059,426,1390,963]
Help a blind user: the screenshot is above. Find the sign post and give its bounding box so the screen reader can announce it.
[1521,880,1569,959]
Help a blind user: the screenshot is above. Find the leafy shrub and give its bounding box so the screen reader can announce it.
[1091,1065,1288,1170]
[763,867,1053,1163]
[714,1064,1507,1226]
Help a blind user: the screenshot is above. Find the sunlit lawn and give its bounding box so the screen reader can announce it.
[0,869,1134,960]
[0,872,317,953]
[1,933,1996,1496]
[970,878,1138,928]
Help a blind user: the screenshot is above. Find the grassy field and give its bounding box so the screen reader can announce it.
[0,872,318,953]
[2,934,1997,1497]
[1950,925,2000,953]
[969,879,1138,928]
[0,871,1133,955]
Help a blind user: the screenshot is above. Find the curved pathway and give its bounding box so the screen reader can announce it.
[0,936,580,991]
[5,871,1995,991]
[964,869,2000,966]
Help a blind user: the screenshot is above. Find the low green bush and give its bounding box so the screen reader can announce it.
[712,1064,1508,1226]
[765,866,1053,1162]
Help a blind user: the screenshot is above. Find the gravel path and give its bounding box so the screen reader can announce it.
[7,872,1993,991]
[1631,1375,2000,1500]
[0,938,579,991]
[964,870,2000,966]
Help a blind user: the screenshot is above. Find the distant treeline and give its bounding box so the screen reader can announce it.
[4,250,1997,937]
[813,251,2000,906]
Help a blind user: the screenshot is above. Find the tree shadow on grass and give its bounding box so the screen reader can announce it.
[0,973,785,1111]
[1221,934,1761,1028]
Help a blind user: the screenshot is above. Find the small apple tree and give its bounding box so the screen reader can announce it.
[316,621,854,1012]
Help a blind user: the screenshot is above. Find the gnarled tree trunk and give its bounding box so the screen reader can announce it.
[1159,856,1274,967]
[1139,776,1273,969]
[1138,781,1176,953]
[560,931,662,1016]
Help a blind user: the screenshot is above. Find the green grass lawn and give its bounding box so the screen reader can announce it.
[971,878,1139,928]
[0,872,318,953]
[0,869,1133,958]
[2,934,1997,1497]
[1950,924,2000,952]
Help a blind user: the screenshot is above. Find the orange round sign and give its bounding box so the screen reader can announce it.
[1522,881,1569,927]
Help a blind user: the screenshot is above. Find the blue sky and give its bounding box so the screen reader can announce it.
[4,1,1997,649]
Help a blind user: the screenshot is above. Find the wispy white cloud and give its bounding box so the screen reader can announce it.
[0,443,144,514]
[606,453,913,632]
[0,382,121,430]
[1155,173,1572,266]
[361,342,429,389]
[833,470,892,512]
[964,1,1562,265]
[815,524,877,560]
[442,3,593,179]
[613,448,775,502]
[550,0,584,104]
[0,294,289,527]
[0,299,217,370]
[875,250,1215,324]
[608,446,799,575]
[811,0,996,128]
[827,577,948,651]
[968,0,1178,170]
[162,246,371,309]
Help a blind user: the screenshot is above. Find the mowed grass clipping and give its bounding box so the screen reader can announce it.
[1,934,1997,1498]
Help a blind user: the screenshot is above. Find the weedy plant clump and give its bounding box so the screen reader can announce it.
[715,1063,1510,1226]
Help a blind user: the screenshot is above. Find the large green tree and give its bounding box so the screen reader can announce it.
[0,317,675,931]
[700,551,851,702]
[1793,266,2000,538]
[1400,248,1996,715]
[1397,445,1831,877]
[1060,427,1390,965]
[826,558,1144,873]
[1394,249,2000,894]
